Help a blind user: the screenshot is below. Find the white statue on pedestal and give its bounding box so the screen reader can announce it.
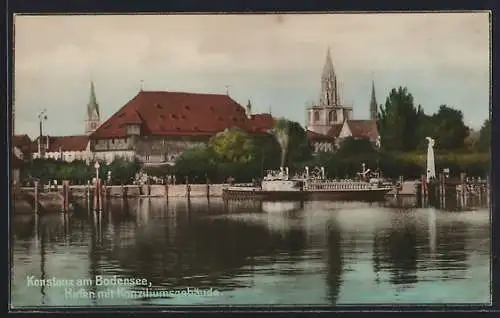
[426,137,436,183]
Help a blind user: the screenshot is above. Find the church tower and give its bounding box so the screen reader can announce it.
[306,48,353,135]
[370,80,378,121]
[85,81,101,135]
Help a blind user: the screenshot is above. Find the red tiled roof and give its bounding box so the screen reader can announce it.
[248,113,274,133]
[34,135,89,152]
[12,134,32,148]
[90,91,271,139]
[326,124,344,138]
[306,130,336,141]
[13,134,33,155]
[12,153,24,169]
[345,120,379,141]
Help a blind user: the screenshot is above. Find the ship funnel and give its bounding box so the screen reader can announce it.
[285,167,289,178]
[321,166,325,179]
[305,166,309,179]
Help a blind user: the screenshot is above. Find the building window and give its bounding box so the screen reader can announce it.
[329,110,337,122]
[314,111,320,121]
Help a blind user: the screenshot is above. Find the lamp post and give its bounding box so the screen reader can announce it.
[38,109,48,159]
[94,161,100,180]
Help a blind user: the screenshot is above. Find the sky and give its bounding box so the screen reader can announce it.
[14,13,490,139]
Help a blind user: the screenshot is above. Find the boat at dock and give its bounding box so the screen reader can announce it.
[222,166,394,201]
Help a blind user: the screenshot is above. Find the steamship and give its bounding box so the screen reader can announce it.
[222,166,394,201]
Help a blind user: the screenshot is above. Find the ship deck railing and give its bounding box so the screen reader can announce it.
[304,180,379,191]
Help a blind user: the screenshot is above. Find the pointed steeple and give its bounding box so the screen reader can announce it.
[85,80,101,135]
[370,79,378,121]
[87,81,100,118]
[320,47,339,106]
[322,47,335,79]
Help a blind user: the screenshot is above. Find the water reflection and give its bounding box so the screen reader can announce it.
[11,198,490,307]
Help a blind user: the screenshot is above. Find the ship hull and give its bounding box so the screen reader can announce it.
[222,187,392,201]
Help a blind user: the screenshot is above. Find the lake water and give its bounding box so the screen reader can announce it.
[10,197,491,308]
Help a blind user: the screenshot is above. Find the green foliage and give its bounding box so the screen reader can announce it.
[208,128,257,164]
[477,118,491,152]
[429,105,470,150]
[174,147,217,182]
[378,87,423,151]
[286,121,313,167]
[20,157,141,185]
[378,87,472,152]
[22,159,93,185]
[336,137,377,157]
[107,157,141,184]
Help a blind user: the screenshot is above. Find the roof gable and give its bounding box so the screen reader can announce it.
[345,120,379,140]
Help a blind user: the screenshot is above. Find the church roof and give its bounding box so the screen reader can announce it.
[326,123,344,138]
[345,120,379,140]
[90,91,273,139]
[307,130,336,141]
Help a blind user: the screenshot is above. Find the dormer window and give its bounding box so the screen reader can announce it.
[125,124,141,136]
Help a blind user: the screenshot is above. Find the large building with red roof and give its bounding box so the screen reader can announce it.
[89,90,274,165]
[305,48,380,152]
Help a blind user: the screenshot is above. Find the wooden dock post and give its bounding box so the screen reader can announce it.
[93,179,98,212]
[459,172,466,208]
[34,180,39,214]
[206,175,210,199]
[487,175,491,207]
[86,180,91,200]
[420,174,427,206]
[438,173,445,208]
[62,180,70,213]
[98,179,103,212]
[185,176,191,201]
[165,181,169,201]
[416,181,423,207]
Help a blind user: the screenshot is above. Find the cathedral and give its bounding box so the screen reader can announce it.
[306,48,380,153]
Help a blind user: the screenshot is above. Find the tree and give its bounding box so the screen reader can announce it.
[337,137,377,157]
[378,87,423,151]
[429,105,470,151]
[286,121,313,167]
[107,157,141,184]
[477,118,491,152]
[175,147,217,182]
[208,128,257,164]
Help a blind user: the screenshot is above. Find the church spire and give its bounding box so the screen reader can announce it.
[88,81,100,117]
[320,47,339,106]
[370,79,378,121]
[85,80,101,135]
